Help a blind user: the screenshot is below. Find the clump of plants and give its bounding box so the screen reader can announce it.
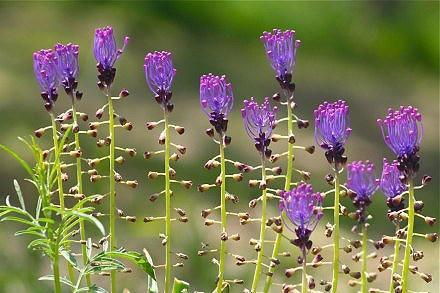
[0,26,436,293]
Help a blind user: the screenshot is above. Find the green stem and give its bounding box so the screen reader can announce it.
[389,224,400,293]
[401,180,415,293]
[301,247,308,293]
[164,112,172,293]
[51,114,75,284]
[53,246,62,293]
[361,225,368,293]
[263,92,294,293]
[71,102,91,287]
[251,160,267,292]
[108,96,117,292]
[216,139,227,292]
[331,169,340,293]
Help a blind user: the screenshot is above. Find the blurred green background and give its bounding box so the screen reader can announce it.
[0,1,438,292]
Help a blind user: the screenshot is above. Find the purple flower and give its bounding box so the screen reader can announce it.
[200,74,234,134]
[377,106,423,179]
[314,100,351,167]
[144,51,176,112]
[346,161,379,214]
[377,106,423,156]
[380,158,407,199]
[241,97,277,158]
[260,29,300,90]
[280,183,323,249]
[33,49,59,110]
[94,26,128,70]
[94,26,129,87]
[54,43,80,95]
[346,161,379,223]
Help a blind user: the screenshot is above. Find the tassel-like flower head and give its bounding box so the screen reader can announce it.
[260,29,300,91]
[54,43,79,95]
[241,97,277,158]
[380,158,407,211]
[347,160,379,222]
[200,73,234,134]
[94,26,129,88]
[33,49,59,110]
[377,106,423,179]
[279,183,323,249]
[144,51,176,112]
[314,100,351,169]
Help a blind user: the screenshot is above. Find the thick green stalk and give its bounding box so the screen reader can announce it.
[263,94,294,292]
[401,180,415,293]
[71,103,91,287]
[164,112,172,293]
[251,161,267,292]
[389,224,400,293]
[361,226,368,293]
[51,114,75,283]
[108,97,117,292]
[216,139,227,292]
[301,247,308,293]
[52,246,62,293]
[331,170,340,293]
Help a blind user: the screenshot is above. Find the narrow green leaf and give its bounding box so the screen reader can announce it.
[76,285,108,293]
[143,249,159,293]
[39,275,74,288]
[60,250,78,269]
[70,211,105,235]
[13,180,26,210]
[0,144,34,179]
[172,278,189,293]
[104,250,156,280]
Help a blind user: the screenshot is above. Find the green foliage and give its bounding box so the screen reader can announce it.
[172,278,189,293]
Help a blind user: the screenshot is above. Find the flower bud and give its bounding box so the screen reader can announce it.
[342,264,350,274]
[170,153,179,161]
[143,217,154,223]
[126,180,138,188]
[205,128,214,137]
[34,128,46,138]
[425,233,438,242]
[115,156,125,164]
[232,173,243,182]
[305,145,315,154]
[350,271,361,279]
[175,126,185,135]
[148,171,158,179]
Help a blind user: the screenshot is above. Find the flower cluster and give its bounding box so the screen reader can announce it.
[377,106,423,179]
[54,43,83,99]
[33,49,60,110]
[144,51,176,112]
[314,100,351,169]
[241,97,277,158]
[260,29,300,91]
[200,74,233,134]
[94,26,129,88]
[280,183,323,249]
[380,158,407,211]
[346,160,379,222]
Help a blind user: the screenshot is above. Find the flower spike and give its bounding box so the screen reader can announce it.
[280,183,323,249]
[144,51,176,112]
[33,49,60,110]
[260,29,300,91]
[377,106,423,179]
[241,97,277,158]
[94,26,129,88]
[314,100,351,169]
[200,73,234,134]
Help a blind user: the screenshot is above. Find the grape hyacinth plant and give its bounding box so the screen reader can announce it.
[143,50,190,293]
[281,183,323,293]
[93,26,143,291]
[197,73,244,291]
[260,29,316,293]
[314,99,351,293]
[377,106,437,293]
[346,160,379,293]
[0,24,437,293]
[241,97,280,292]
